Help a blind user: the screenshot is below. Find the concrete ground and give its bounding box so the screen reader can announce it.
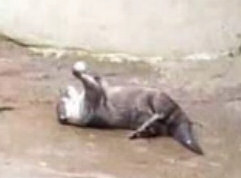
[0,40,241,178]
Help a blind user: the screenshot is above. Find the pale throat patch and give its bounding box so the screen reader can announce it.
[62,86,85,123]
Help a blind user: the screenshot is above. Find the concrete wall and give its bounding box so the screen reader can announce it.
[0,0,241,56]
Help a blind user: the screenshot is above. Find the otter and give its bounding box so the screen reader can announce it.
[57,61,203,155]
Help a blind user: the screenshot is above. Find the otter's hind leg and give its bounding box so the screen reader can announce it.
[129,113,166,139]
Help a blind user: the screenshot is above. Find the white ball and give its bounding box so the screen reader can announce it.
[73,61,87,72]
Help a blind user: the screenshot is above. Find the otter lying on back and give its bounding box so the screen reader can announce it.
[57,61,203,155]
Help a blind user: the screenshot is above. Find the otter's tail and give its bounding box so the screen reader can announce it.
[172,121,203,155]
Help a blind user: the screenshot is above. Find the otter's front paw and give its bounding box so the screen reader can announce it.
[128,131,141,139]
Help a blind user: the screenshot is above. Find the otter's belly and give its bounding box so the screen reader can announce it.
[105,86,156,129]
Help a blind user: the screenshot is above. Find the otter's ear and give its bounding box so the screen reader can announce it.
[172,121,204,155]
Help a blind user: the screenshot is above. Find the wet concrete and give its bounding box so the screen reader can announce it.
[0,41,241,178]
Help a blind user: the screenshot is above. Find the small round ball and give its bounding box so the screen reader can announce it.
[73,61,87,73]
